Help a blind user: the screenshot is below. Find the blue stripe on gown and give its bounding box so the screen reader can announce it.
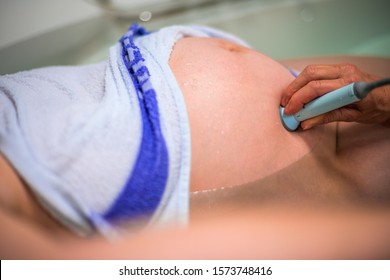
[103,24,169,224]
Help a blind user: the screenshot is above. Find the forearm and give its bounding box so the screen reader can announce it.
[1,204,390,259]
[0,210,59,259]
[280,56,390,77]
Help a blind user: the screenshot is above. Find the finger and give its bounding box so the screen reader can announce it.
[283,64,344,105]
[284,78,347,115]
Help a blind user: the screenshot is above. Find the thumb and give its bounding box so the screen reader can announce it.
[300,108,360,130]
[300,115,326,130]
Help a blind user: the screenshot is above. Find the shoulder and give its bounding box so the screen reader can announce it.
[0,153,67,232]
[0,153,25,214]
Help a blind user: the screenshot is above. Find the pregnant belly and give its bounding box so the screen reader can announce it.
[170,37,325,191]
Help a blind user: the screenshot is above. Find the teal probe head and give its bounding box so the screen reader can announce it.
[279,106,300,131]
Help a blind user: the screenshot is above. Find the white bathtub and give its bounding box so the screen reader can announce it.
[0,0,389,74]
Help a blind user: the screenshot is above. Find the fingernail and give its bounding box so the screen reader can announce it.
[284,104,291,115]
[301,123,313,130]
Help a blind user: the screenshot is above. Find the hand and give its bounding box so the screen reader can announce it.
[281,64,390,129]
